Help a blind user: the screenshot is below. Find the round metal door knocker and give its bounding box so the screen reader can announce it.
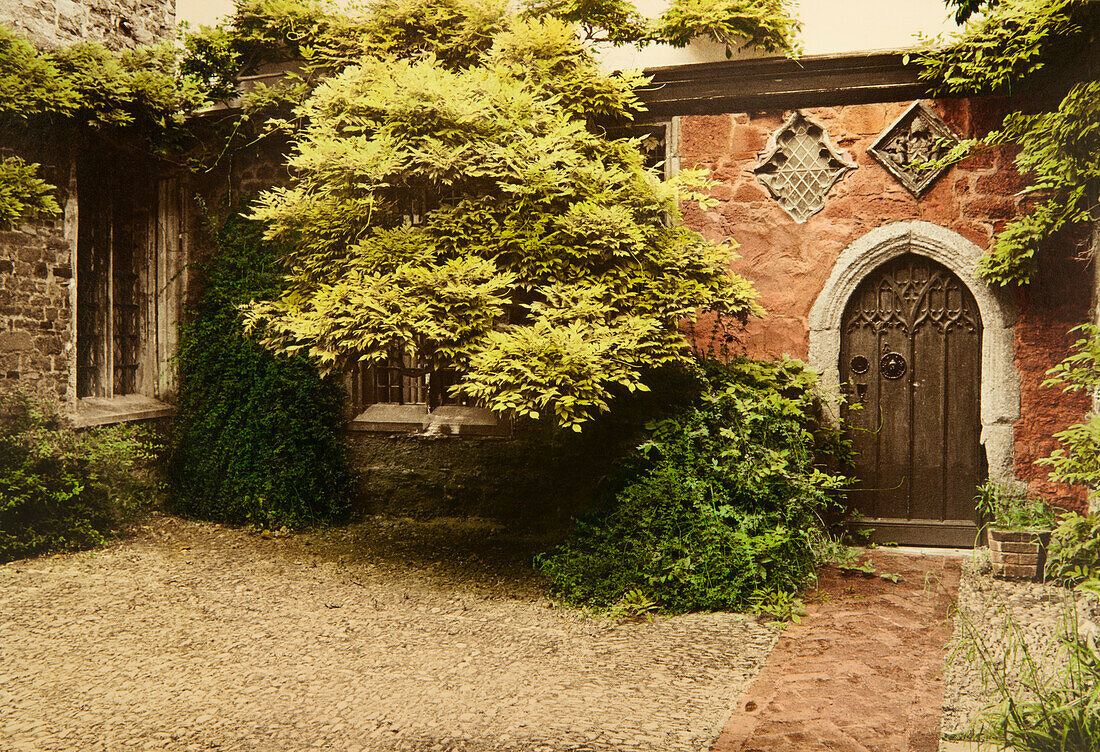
[849,355,869,375]
[880,352,907,380]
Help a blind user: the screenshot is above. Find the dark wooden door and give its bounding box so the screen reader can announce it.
[840,254,982,546]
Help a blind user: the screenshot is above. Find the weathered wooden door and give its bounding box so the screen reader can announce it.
[840,254,982,546]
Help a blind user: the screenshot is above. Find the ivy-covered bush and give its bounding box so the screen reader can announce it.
[169,213,350,529]
[536,358,847,614]
[0,392,160,563]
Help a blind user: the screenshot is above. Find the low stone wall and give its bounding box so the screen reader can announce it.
[345,419,643,527]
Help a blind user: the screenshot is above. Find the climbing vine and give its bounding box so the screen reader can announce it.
[0,156,59,229]
[0,21,206,226]
[914,0,1099,286]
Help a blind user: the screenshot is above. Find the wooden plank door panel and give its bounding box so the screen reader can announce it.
[840,254,982,545]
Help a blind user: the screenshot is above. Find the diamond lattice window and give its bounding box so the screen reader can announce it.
[869,101,960,197]
[753,111,856,223]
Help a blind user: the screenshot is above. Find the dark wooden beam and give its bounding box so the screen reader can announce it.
[639,51,929,117]
[638,39,1100,118]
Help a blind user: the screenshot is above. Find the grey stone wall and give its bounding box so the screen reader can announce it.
[0,0,175,49]
[0,141,75,403]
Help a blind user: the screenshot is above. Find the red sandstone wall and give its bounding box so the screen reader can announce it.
[1011,233,1091,508]
[679,99,1092,508]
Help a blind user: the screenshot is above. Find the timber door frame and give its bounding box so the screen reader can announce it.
[807,221,1020,543]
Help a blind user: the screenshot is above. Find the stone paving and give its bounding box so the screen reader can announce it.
[713,548,963,752]
[0,516,780,752]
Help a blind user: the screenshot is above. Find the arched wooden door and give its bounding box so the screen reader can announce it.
[840,254,982,546]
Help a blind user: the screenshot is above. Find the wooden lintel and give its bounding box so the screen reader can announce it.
[639,51,928,117]
[638,40,1099,118]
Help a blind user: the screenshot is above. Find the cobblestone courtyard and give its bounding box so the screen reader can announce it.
[0,516,780,752]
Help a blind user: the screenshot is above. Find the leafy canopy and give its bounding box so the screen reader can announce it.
[0,23,204,129]
[244,16,762,430]
[0,21,206,226]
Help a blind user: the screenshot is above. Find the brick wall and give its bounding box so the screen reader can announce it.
[0,0,175,49]
[678,98,1093,509]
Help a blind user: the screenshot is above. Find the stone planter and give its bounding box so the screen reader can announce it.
[987,528,1051,581]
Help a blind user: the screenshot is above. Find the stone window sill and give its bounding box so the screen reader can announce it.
[69,395,176,428]
[348,404,508,437]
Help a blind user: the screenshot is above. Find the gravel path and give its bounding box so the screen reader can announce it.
[941,551,1100,744]
[0,515,779,752]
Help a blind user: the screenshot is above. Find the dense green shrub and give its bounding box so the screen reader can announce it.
[169,213,350,529]
[0,392,159,563]
[536,357,847,615]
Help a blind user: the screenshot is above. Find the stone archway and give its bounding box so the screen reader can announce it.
[807,221,1019,484]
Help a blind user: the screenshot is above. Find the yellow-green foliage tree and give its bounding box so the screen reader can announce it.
[240,5,786,429]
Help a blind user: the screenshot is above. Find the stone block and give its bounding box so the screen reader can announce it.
[0,331,33,352]
[993,563,1041,580]
[988,528,1050,581]
[998,540,1044,554]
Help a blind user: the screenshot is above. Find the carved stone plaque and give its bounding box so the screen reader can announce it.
[869,101,960,197]
[753,111,856,223]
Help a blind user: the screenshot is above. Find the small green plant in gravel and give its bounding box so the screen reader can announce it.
[0,392,160,563]
[536,357,847,618]
[975,479,1056,530]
